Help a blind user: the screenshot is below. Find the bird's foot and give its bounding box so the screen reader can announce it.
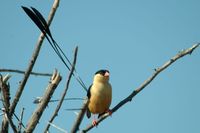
[92,120,98,127]
[92,115,98,127]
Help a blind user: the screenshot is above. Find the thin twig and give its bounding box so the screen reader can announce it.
[18,107,25,132]
[0,69,52,77]
[33,97,84,104]
[65,108,84,111]
[25,70,62,132]
[9,0,60,116]
[82,43,200,132]
[46,121,67,133]
[44,46,78,133]
[13,112,26,130]
[49,98,85,103]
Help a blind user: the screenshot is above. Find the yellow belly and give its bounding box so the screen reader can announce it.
[88,83,112,114]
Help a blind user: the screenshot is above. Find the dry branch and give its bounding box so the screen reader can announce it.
[71,99,89,133]
[0,75,17,133]
[0,68,52,77]
[9,0,60,116]
[25,70,62,132]
[44,46,78,132]
[81,43,200,132]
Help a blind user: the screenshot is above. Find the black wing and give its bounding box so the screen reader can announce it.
[86,85,92,118]
[87,84,92,99]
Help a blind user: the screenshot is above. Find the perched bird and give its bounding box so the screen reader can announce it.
[87,69,112,125]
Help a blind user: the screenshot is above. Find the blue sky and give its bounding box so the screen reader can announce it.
[1,0,200,133]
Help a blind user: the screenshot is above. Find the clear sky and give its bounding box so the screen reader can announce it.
[1,0,200,133]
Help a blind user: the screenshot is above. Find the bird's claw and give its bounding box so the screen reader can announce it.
[92,120,98,127]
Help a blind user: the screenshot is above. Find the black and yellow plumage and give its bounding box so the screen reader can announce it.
[87,69,112,119]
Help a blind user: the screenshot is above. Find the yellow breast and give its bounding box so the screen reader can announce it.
[88,82,112,114]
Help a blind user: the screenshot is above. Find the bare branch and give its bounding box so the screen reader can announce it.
[25,70,62,132]
[0,75,17,133]
[44,46,78,133]
[71,99,89,133]
[0,68,52,77]
[9,0,60,116]
[0,108,18,133]
[0,75,11,109]
[82,43,200,132]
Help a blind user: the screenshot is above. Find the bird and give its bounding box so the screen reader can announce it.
[86,69,112,126]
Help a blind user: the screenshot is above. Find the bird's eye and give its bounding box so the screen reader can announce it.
[99,71,104,75]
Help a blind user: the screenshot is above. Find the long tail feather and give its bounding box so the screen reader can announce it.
[30,7,53,39]
[22,6,88,91]
[22,6,71,70]
[21,6,46,36]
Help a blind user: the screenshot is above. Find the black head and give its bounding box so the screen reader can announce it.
[95,69,110,76]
